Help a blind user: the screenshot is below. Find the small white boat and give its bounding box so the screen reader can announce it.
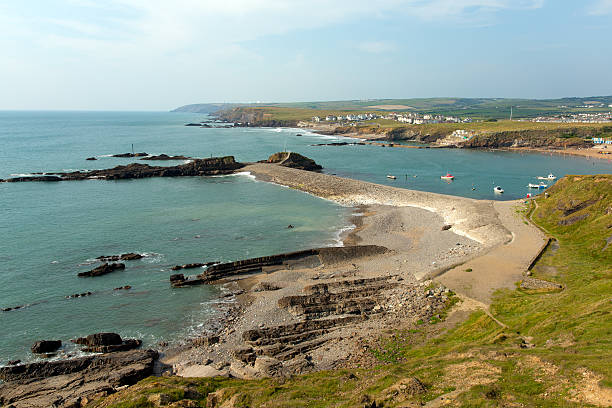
[440,173,454,180]
[494,186,504,194]
[528,183,547,189]
[386,175,397,180]
[537,173,556,181]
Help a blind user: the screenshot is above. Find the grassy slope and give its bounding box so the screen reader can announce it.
[93,175,612,408]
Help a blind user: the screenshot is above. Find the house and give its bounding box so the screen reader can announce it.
[312,116,321,122]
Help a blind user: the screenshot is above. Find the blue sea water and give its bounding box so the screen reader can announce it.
[0,111,610,363]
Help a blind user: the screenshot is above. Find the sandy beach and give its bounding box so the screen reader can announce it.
[159,163,546,379]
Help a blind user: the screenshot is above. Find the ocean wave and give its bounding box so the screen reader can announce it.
[331,223,357,247]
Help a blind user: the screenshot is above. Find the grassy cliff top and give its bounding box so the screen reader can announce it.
[92,175,612,408]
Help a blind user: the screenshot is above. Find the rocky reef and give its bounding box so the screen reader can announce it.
[266,152,323,171]
[1,156,244,182]
[170,246,388,287]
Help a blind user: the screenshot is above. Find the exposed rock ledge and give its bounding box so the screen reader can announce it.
[0,350,158,408]
[243,163,512,248]
[1,156,244,182]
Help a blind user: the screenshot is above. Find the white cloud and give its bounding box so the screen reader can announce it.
[0,0,546,109]
[587,0,612,15]
[358,41,396,53]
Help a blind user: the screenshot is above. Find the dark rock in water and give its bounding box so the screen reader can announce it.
[82,338,142,353]
[65,291,93,299]
[81,332,123,347]
[112,152,148,157]
[2,175,62,183]
[171,263,205,271]
[141,154,192,161]
[169,273,206,287]
[78,263,125,277]
[267,152,322,171]
[71,332,142,353]
[86,157,97,161]
[4,156,244,183]
[185,123,202,126]
[31,340,62,354]
[2,304,27,312]
[120,252,143,261]
[0,349,158,407]
[287,224,294,229]
[7,360,21,366]
[96,252,143,262]
[113,285,132,291]
[170,273,185,283]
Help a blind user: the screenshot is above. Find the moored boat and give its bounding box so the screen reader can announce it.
[528,182,547,189]
[494,186,504,194]
[440,173,454,180]
[537,173,556,180]
[386,175,396,179]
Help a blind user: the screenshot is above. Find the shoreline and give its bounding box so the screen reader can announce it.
[159,164,534,380]
[300,124,611,160]
[1,163,549,405]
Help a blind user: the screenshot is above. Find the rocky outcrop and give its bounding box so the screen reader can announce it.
[195,246,388,284]
[2,175,62,182]
[78,263,125,277]
[112,152,148,157]
[0,349,158,408]
[96,253,143,262]
[2,156,244,182]
[266,152,323,171]
[65,291,93,299]
[86,157,97,161]
[31,340,62,354]
[72,332,142,353]
[140,154,192,161]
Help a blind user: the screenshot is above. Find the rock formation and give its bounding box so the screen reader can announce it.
[72,332,142,353]
[78,263,125,277]
[140,154,192,160]
[0,349,158,407]
[31,340,62,354]
[1,156,244,182]
[266,152,323,171]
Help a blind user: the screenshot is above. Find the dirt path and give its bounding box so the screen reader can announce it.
[436,200,548,305]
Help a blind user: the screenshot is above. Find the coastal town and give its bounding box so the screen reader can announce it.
[312,112,473,125]
[314,110,612,126]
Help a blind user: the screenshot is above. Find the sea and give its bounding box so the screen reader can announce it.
[1,111,610,364]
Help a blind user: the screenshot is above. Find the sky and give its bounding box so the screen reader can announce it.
[1,0,611,110]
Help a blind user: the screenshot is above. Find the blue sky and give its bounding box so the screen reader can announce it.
[1,0,611,110]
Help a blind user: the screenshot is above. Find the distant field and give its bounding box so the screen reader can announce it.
[174,96,612,120]
[220,106,610,136]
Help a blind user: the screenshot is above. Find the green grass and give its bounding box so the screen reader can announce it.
[92,175,612,408]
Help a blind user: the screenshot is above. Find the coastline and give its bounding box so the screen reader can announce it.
[158,163,541,380]
[300,124,611,160]
[1,162,549,406]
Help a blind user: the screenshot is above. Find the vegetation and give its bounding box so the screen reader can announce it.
[175,96,612,120]
[92,175,612,407]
